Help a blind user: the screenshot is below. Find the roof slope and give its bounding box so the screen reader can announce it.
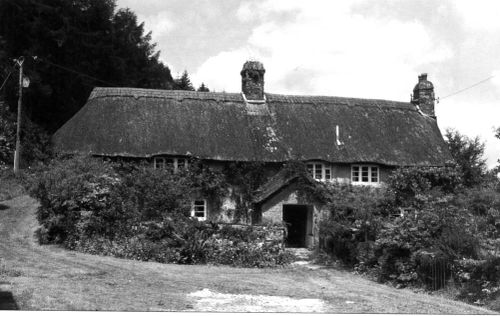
[52,87,452,166]
[253,169,300,204]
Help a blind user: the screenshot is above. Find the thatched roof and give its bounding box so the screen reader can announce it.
[253,169,299,204]
[52,87,452,166]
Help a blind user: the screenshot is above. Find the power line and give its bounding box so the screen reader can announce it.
[37,58,118,86]
[0,70,13,92]
[439,75,495,101]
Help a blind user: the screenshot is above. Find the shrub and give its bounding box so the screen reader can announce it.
[319,185,387,265]
[0,103,52,167]
[374,197,480,288]
[29,155,120,243]
[387,166,462,206]
[30,155,293,268]
[457,257,500,305]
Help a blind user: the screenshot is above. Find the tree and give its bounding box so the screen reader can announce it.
[494,127,500,176]
[445,128,487,187]
[0,0,176,133]
[197,83,209,92]
[175,70,195,91]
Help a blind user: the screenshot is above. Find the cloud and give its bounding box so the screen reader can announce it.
[438,99,500,168]
[194,0,452,101]
[492,70,500,87]
[453,0,500,30]
[137,11,175,40]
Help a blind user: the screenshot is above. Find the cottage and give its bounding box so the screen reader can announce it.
[53,61,452,248]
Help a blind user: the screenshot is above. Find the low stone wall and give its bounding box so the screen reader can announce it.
[215,223,285,246]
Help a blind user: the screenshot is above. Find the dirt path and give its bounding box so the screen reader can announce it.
[0,195,495,312]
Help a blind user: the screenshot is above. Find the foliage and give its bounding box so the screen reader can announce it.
[175,70,195,91]
[456,257,500,305]
[319,185,387,265]
[0,0,175,133]
[0,102,15,166]
[0,168,26,201]
[197,83,209,92]
[495,127,500,176]
[0,101,52,167]
[445,129,487,187]
[29,155,292,268]
[386,166,462,206]
[374,197,480,287]
[317,166,492,291]
[222,161,274,222]
[29,155,120,243]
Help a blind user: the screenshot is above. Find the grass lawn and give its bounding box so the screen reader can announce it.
[0,195,496,312]
[0,170,25,201]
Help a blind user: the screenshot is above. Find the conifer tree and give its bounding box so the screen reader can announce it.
[197,83,209,92]
[0,0,176,133]
[175,70,195,91]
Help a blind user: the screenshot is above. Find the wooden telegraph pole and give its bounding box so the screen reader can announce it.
[13,56,24,174]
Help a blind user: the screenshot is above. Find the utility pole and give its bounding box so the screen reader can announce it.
[13,56,24,174]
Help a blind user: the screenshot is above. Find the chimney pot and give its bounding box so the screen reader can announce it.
[418,73,428,82]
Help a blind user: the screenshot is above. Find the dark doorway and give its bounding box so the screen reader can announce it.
[0,291,19,310]
[283,204,309,247]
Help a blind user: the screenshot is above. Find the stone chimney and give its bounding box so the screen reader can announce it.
[411,73,435,117]
[241,61,265,101]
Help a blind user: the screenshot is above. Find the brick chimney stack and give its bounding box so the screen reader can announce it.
[412,73,435,117]
[241,61,265,101]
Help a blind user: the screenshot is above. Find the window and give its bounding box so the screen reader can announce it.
[306,162,332,181]
[351,165,379,184]
[153,157,165,169]
[176,158,187,171]
[153,157,188,173]
[191,200,207,221]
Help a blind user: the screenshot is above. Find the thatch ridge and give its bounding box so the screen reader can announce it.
[89,87,415,111]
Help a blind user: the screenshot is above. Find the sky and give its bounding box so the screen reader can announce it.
[117,0,500,168]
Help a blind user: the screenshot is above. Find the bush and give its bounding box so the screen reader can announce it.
[319,185,387,265]
[387,166,462,206]
[374,197,480,288]
[0,103,52,167]
[29,155,120,243]
[457,257,500,305]
[29,155,293,268]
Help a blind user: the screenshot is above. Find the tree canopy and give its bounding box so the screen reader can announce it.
[0,0,176,133]
[197,82,209,92]
[175,70,195,91]
[445,128,487,187]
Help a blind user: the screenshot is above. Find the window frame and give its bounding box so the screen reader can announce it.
[153,157,165,169]
[153,157,188,173]
[306,162,332,182]
[191,199,207,221]
[351,165,380,184]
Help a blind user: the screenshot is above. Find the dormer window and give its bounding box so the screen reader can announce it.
[153,157,188,173]
[306,162,332,181]
[351,165,379,184]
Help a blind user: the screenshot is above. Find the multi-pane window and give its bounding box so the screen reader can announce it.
[191,200,207,221]
[154,157,166,169]
[351,165,379,184]
[306,162,332,181]
[153,157,188,173]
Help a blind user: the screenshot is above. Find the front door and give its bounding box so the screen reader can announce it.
[283,204,309,247]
